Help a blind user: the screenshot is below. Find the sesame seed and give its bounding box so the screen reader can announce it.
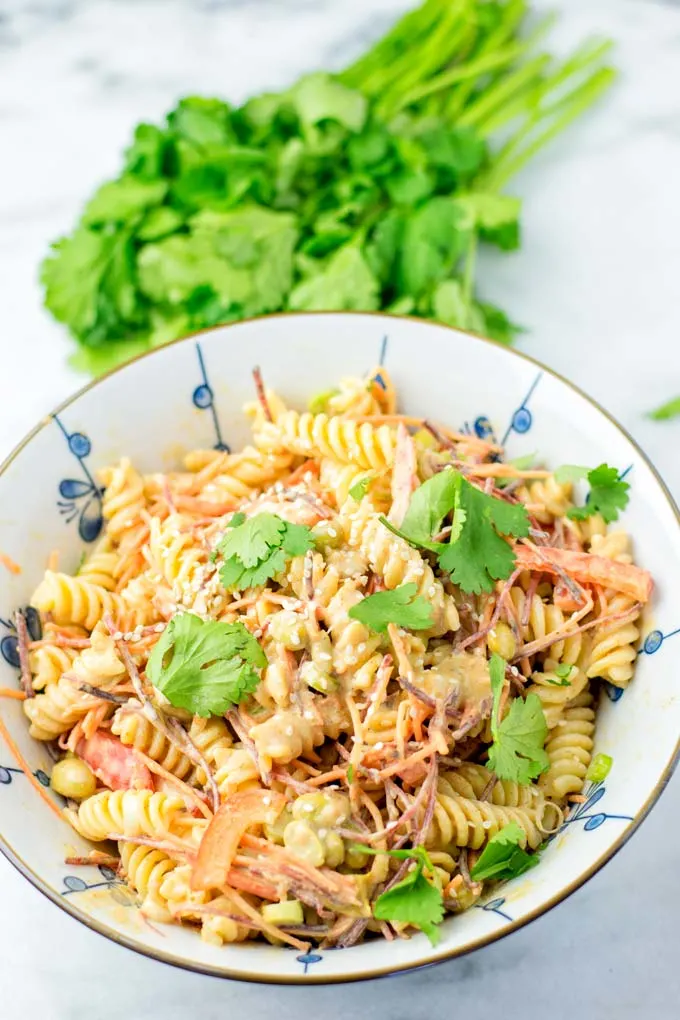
[374,741,384,751]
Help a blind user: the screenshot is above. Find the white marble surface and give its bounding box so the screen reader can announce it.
[1,0,680,1015]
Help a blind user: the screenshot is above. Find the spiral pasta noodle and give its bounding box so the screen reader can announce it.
[539,691,596,799]
[30,571,146,631]
[67,790,187,842]
[428,780,545,850]
[254,410,397,470]
[118,842,178,922]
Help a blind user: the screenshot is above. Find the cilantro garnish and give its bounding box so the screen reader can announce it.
[487,653,549,785]
[546,664,574,684]
[380,469,529,595]
[348,475,372,501]
[348,582,434,634]
[469,822,539,882]
[216,512,315,590]
[438,475,529,593]
[356,845,444,945]
[648,397,680,422]
[558,463,630,524]
[147,613,266,717]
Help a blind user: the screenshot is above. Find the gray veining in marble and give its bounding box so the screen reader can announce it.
[0,1,679,1017]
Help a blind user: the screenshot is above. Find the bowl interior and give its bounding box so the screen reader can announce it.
[1,312,679,983]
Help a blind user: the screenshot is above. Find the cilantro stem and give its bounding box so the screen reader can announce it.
[393,41,528,113]
[458,54,551,129]
[486,66,616,190]
[462,231,477,306]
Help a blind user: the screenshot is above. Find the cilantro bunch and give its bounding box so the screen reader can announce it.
[41,0,614,375]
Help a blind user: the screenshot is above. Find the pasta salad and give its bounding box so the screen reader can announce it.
[12,365,652,950]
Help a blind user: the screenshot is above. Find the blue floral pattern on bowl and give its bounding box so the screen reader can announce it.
[53,414,103,542]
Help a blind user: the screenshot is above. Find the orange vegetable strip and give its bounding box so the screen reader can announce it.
[191,789,285,891]
[0,714,62,820]
[0,689,26,701]
[515,544,653,602]
[0,553,21,575]
[378,741,439,779]
[305,767,347,788]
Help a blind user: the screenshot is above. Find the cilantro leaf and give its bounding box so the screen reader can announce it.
[649,396,680,421]
[348,582,434,634]
[438,474,529,594]
[218,513,286,567]
[567,463,630,524]
[469,822,539,882]
[216,513,315,591]
[147,613,266,716]
[554,464,589,484]
[288,243,380,312]
[82,177,168,226]
[488,653,549,784]
[348,476,372,501]
[392,468,458,549]
[281,521,317,557]
[357,845,444,946]
[551,664,574,682]
[380,470,528,595]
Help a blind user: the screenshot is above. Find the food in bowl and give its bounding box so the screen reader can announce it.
[11,358,652,953]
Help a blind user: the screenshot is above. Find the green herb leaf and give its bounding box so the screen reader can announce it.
[357,845,444,945]
[552,664,574,681]
[567,463,630,524]
[380,470,529,595]
[216,513,315,591]
[391,468,459,549]
[554,464,589,484]
[437,474,530,594]
[288,244,380,312]
[147,613,266,716]
[348,476,372,501]
[649,397,680,421]
[219,513,286,568]
[346,764,355,783]
[488,654,549,784]
[469,822,539,882]
[83,177,168,226]
[348,582,435,634]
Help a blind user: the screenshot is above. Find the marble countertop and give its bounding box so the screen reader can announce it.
[1,0,680,1016]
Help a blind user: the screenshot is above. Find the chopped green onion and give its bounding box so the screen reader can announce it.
[308,389,338,415]
[586,752,613,783]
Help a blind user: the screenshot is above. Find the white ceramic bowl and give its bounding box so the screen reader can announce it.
[1,312,679,984]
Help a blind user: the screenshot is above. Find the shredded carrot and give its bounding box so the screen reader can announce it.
[289,758,322,777]
[47,549,59,571]
[454,462,551,480]
[283,459,320,486]
[0,688,26,701]
[224,867,280,901]
[378,741,438,779]
[306,766,347,788]
[0,713,62,820]
[0,552,21,575]
[135,749,213,820]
